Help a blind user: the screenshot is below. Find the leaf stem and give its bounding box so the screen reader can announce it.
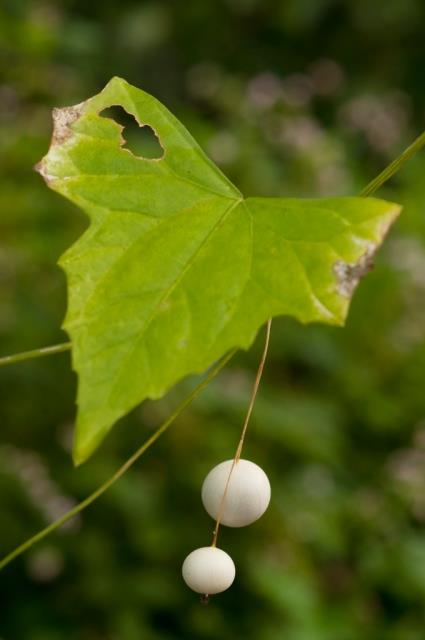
[359,130,425,197]
[0,342,71,368]
[0,350,235,571]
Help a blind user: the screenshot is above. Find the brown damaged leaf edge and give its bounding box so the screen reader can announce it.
[333,245,376,298]
[35,101,165,182]
[51,104,85,144]
[34,103,84,182]
[333,205,401,298]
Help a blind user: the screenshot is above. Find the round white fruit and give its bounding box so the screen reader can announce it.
[182,546,235,594]
[201,458,271,527]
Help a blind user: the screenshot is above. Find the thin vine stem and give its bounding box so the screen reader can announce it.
[0,350,235,571]
[359,130,425,197]
[0,342,71,368]
[211,319,272,549]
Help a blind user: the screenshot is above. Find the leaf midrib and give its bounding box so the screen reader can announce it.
[105,196,243,406]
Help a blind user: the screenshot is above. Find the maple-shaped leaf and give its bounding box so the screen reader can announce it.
[37,77,401,464]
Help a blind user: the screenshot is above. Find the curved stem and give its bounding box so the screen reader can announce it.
[0,342,71,368]
[360,130,425,197]
[211,319,272,548]
[0,350,235,571]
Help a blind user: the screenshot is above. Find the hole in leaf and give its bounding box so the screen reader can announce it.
[100,105,163,159]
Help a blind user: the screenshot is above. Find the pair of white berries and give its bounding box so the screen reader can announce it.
[182,458,271,596]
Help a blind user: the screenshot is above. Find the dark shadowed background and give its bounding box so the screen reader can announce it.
[1,1,425,638]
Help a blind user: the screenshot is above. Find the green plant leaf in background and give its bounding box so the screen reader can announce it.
[37,77,401,464]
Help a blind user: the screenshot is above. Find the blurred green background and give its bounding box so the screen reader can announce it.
[1,1,425,638]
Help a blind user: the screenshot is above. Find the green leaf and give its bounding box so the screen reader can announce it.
[37,77,401,464]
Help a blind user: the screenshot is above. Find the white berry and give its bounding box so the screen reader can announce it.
[201,458,271,527]
[182,546,235,594]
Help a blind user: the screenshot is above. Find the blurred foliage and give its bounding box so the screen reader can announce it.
[0,0,425,638]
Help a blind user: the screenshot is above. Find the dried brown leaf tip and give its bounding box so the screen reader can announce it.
[334,203,401,298]
[51,104,84,145]
[333,245,376,298]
